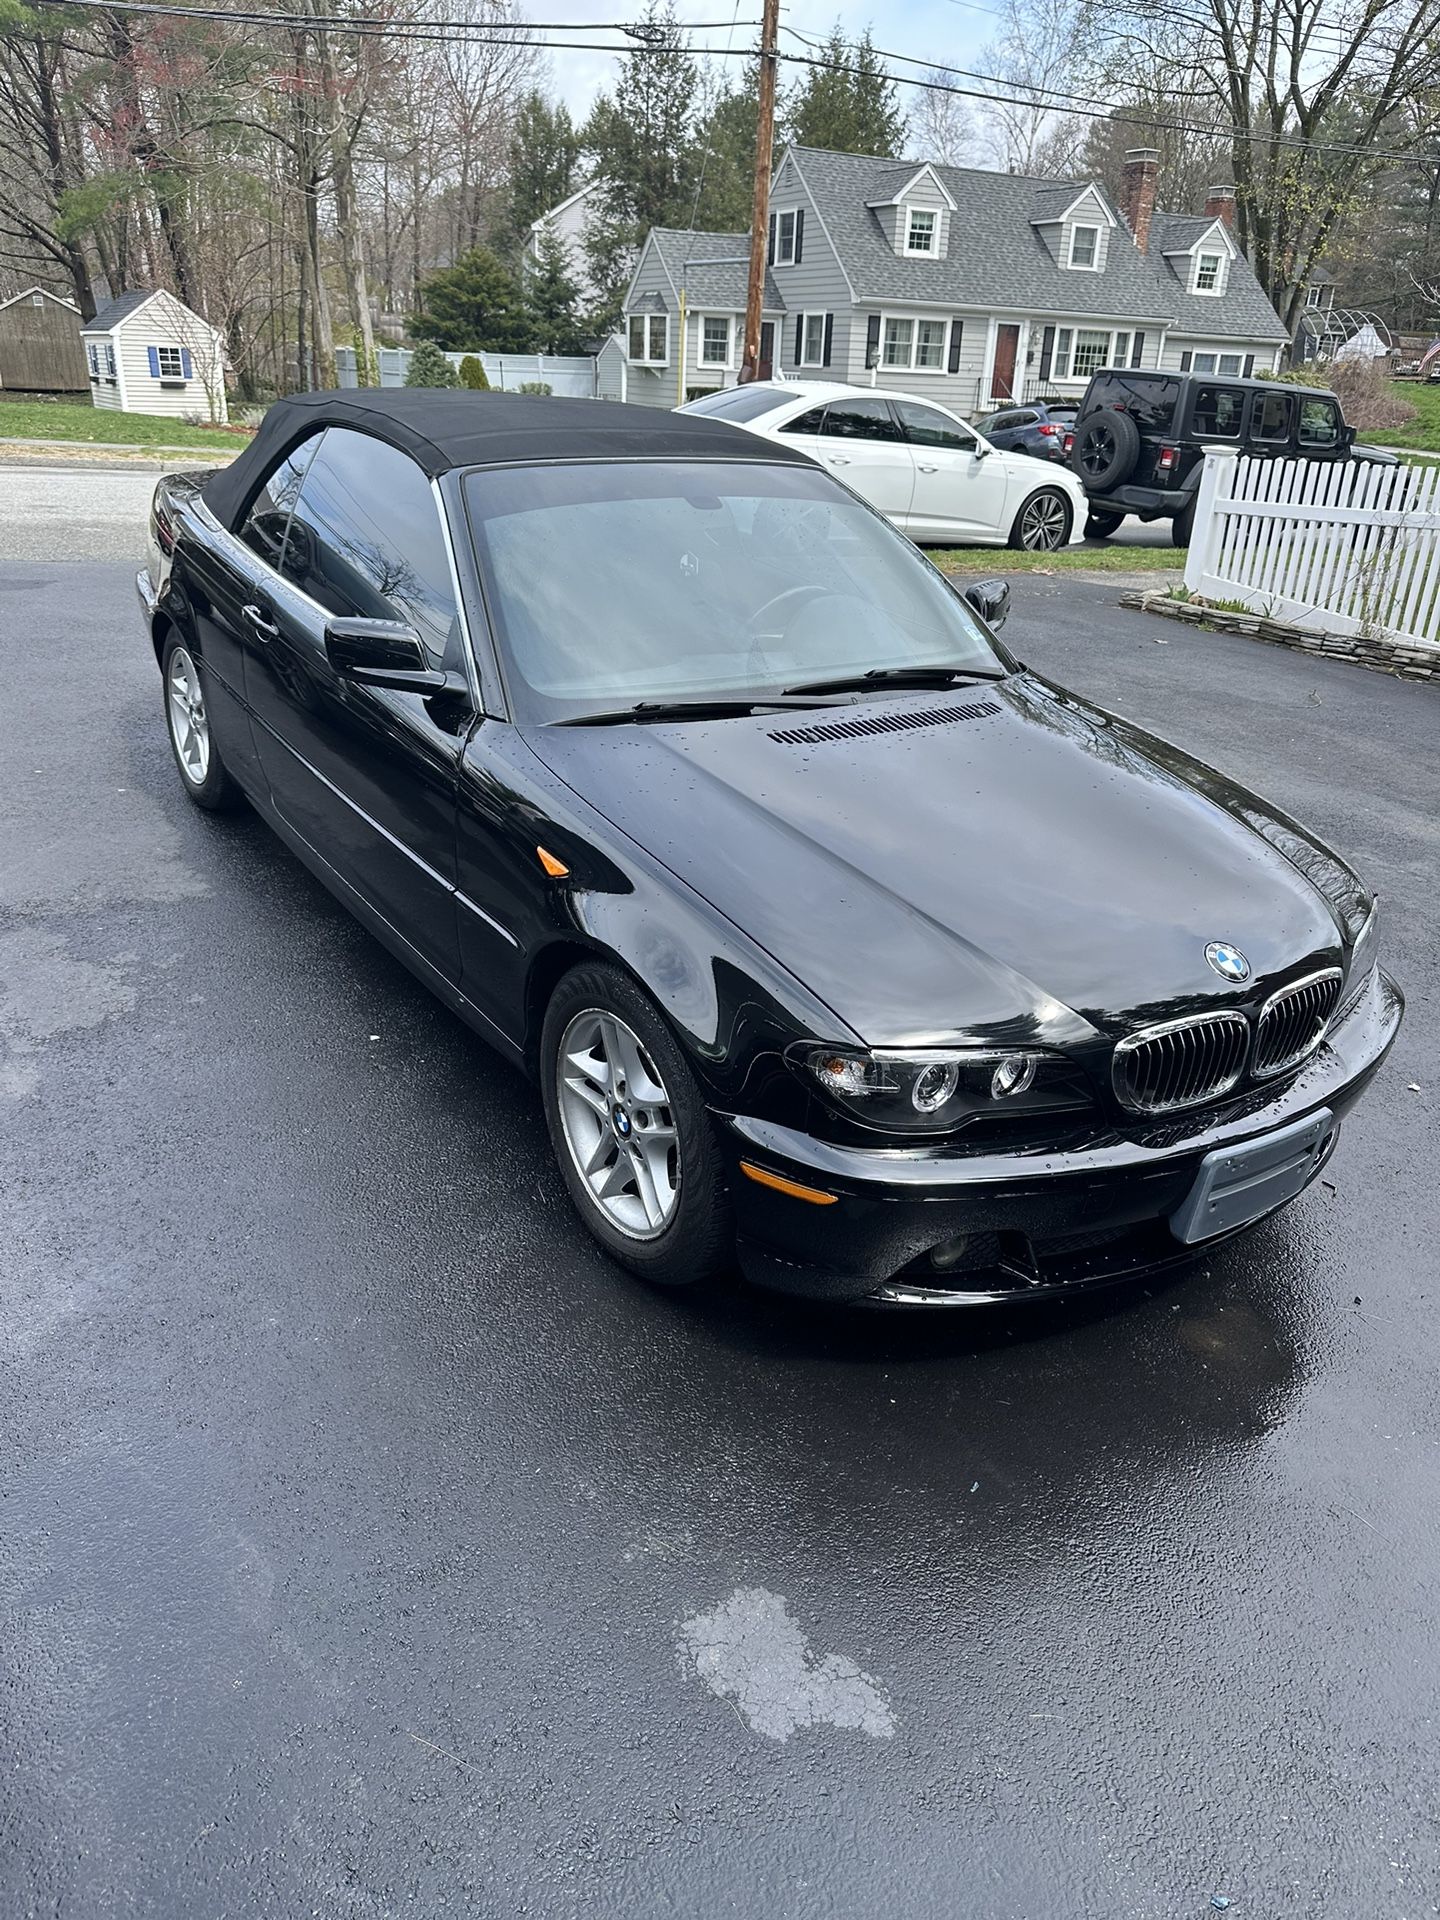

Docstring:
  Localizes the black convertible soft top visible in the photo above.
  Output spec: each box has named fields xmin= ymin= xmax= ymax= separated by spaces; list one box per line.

xmin=202 ymin=388 xmax=811 ymax=533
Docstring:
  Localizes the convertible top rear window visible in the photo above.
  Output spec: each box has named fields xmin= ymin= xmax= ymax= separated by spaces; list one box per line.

xmin=463 ymin=460 xmax=1005 ymax=723
xmin=680 ymin=387 xmax=794 ymax=422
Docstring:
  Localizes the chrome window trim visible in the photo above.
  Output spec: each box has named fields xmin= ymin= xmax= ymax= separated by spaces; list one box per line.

xmin=431 ymin=474 xmax=482 ymax=708
xmin=1251 ymin=967 xmax=1342 ymax=1080
xmin=1111 ymin=1008 xmax=1250 ymax=1113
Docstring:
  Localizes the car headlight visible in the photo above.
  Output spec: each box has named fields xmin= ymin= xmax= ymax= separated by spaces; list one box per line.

xmin=786 ymin=1044 xmax=1086 ymax=1135
xmin=1339 ymin=898 xmax=1380 ymax=1012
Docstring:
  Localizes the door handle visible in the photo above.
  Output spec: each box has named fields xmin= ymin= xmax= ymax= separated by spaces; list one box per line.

xmin=918 ymin=464 xmax=939 ymax=473
xmin=242 ymin=603 xmax=279 ymax=642
xmin=826 ymin=454 xmax=851 ymax=465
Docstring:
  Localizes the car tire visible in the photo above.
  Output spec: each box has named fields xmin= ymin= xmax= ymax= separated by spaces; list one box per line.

xmin=1009 ymin=487 xmax=1073 ymax=552
xmin=1073 ymin=410 xmax=1140 ymax=491
xmin=1171 ymin=500 xmax=1197 ymax=548
xmin=161 ymin=635 xmax=244 ymax=811
xmin=1085 ymin=507 xmax=1126 ymax=539
xmin=541 ymin=960 xmax=734 ymax=1289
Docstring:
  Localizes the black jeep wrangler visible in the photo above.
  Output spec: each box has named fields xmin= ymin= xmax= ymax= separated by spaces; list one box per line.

xmin=1067 ymin=368 xmax=1397 ymax=546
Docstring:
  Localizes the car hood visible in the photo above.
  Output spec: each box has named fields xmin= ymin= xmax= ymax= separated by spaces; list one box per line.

xmin=525 ymin=675 xmax=1354 ymax=1047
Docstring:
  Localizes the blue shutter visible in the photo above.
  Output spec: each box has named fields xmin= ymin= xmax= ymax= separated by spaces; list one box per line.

xmin=147 ymin=345 xmax=160 ymax=377
xmin=181 ymin=348 xmax=193 ymax=379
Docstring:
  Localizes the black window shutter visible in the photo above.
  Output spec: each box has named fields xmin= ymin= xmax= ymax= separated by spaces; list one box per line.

xmin=822 ymin=313 xmax=833 ymax=366
xmin=1038 ymin=324 xmax=1055 ymax=383
xmin=947 ymin=318 xmax=964 ymax=374
xmin=1242 ymin=352 xmax=1255 ymax=376
xmin=1179 ymin=350 xmax=1192 ymax=370
xmin=767 ymin=213 xmax=776 ymax=266
xmin=1131 ymin=330 xmax=1145 ymax=367
xmin=794 ymin=316 xmax=803 ymax=363
xmin=866 ymin=313 xmax=881 ymax=367
xmin=794 ymin=209 xmax=805 ymax=264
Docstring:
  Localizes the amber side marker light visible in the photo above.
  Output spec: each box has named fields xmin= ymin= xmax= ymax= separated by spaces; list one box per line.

xmin=739 ymin=1161 xmax=838 ymax=1206
xmin=536 ymin=846 xmax=570 ymax=877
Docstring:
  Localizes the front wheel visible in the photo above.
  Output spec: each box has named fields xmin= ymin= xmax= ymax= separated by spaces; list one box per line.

xmin=1010 ymin=488 xmax=1073 ymax=552
xmin=162 ymin=636 xmax=243 ymax=811
xmin=541 ymin=961 xmax=734 ymax=1288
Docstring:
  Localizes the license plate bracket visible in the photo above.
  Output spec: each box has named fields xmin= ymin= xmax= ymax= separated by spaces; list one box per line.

xmin=1170 ymin=1109 xmax=1334 ymax=1246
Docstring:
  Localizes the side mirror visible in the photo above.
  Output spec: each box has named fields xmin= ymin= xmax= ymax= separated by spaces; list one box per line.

xmin=324 ymin=617 xmax=462 ymax=695
xmin=963 ymin=577 xmax=1010 ymax=630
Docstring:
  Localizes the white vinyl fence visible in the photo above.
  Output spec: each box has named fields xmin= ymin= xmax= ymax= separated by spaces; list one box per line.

xmin=335 ymin=346 xmax=596 ymax=396
xmin=1184 ymin=447 xmax=1440 ymax=649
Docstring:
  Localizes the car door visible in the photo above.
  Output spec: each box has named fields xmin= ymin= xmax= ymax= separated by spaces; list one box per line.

xmin=243 ymin=425 xmax=471 ymax=980
xmin=894 ymin=399 xmax=1012 ymax=542
xmin=781 ymin=396 xmax=916 ymax=527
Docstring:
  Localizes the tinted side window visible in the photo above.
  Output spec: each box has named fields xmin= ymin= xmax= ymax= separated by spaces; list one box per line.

xmin=279 ymin=428 xmax=460 ymax=669
xmin=1253 ymin=391 xmax=1293 ymax=443
xmin=239 ymin=434 xmax=320 ymax=569
xmin=1297 ymin=397 xmax=1341 ymax=448
xmin=1192 ymin=385 xmax=1245 ymax=438
xmin=821 ymin=399 xmax=902 ymax=442
xmin=894 ymin=400 xmax=971 ymax=450
xmin=780 ymin=405 xmax=828 ymax=435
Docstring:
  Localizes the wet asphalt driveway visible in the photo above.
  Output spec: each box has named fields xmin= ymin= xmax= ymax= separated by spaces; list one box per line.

xmin=3 ymin=534 xmax=1438 ymax=1918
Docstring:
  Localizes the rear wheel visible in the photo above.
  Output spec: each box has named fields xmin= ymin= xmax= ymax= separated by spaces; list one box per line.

xmin=1085 ymin=506 xmax=1126 ymax=539
xmin=1009 ymin=488 xmax=1073 ymax=552
xmin=162 ymin=636 xmax=243 ymax=811
xmin=1171 ymin=499 xmax=1197 ymax=548
xmin=541 ymin=961 xmax=733 ymax=1288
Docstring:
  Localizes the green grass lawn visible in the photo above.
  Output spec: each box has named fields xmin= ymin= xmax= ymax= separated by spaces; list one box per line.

xmin=1360 ymin=382 xmax=1440 ymax=452
xmin=0 ymin=395 xmax=251 ymax=451
xmin=931 ymin=544 xmax=1186 ymax=572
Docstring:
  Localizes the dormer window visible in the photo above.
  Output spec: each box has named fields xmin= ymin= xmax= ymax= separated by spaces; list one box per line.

xmin=1195 ymin=250 xmax=1225 ymax=293
xmin=905 ymin=209 xmax=936 ymax=255
xmin=774 ymin=209 xmax=799 ymax=265
xmin=1068 ymin=224 xmax=1100 ymax=269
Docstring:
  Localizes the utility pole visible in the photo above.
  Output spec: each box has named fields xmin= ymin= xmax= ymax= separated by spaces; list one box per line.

xmin=739 ymin=0 xmax=781 ymax=383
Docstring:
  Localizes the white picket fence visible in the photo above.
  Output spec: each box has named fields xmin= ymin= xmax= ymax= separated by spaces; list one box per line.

xmin=1184 ymin=447 xmax=1440 ymax=648
xmin=334 ymin=346 xmax=596 ymax=396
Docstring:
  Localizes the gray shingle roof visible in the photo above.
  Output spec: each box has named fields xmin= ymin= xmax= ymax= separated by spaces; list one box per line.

xmin=83 ymin=289 xmax=159 ymax=332
xmin=787 ymin=147 xmax=1287 ymax=343
xmin=648 ymin=229 xmax=782 ymax=310
xmin=1153 ymin=215 xmax=1220 ymax=252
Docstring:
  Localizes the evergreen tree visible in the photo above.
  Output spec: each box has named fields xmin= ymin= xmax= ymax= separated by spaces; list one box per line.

xmin=500 ymin=92 xmax=583 ymax=264
xmin=412 ymin=247 xmax=533 ymax=352
xmin=788 ymin=25 xmax=906 ymax=158
xmin=404 ymin=340 xmax=459 ymax=387
xmin=524 ymin=225 xmax=589 ymax=354
xmin=689 ymin=61 xmax=763 ymax=232
xmin=582 ymin=0 xmax=699 ymax=313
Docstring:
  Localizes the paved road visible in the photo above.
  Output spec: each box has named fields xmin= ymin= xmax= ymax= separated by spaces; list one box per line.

xmin=3 ymin=521 xmax=1438 ymax=1916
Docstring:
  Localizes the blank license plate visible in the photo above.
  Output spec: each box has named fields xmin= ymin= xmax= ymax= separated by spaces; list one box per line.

xmin=1170 ymin=1109 xmax=1334 ymax=1246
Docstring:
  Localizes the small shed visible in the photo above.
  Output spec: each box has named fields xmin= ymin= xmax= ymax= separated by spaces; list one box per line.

xmin=0 ymin=286 xmax=88 ymax=392
xmin=79 ymin=288 xmax=229 ymax=423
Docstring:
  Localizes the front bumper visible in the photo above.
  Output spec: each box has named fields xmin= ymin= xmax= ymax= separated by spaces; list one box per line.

xmin=715 ymin=967 xmax=1403 ymax=1305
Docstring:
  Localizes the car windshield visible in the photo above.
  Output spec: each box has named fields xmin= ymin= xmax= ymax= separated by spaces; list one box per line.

xmin=678 ymin=388 xmax=794 ymax=422
xmin=463 ymin=459 xmax=1008 ymax=722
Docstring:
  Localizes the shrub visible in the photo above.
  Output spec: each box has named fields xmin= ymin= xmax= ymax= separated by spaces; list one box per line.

xmin=458 ymin=354 xmax=490 ymax=390
xmin=1280 ymin=356 xmax=1416 ymax=433
xmin=516 ymin=381 xmax=553 ymax=396
xmin=404 ymin=340 xmax=460 ymax=388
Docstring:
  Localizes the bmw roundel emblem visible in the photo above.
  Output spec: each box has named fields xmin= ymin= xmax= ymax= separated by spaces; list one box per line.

xmin=1205 ymin=941 xmax=1251 ymax=982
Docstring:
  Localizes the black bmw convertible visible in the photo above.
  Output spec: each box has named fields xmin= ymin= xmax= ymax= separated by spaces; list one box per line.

xmin=139 ymin=390 xmax=1402 ymax=1306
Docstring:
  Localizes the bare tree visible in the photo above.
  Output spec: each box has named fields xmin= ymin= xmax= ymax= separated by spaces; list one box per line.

xmin=907 ymin=69 xmax=979 ymax=168
xmin=977 ymin=0 xmax=1092 ymax=176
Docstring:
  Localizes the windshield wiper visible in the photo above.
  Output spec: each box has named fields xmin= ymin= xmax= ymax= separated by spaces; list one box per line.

xmin=782 ymin=664 xmax=1007 ymax=697
xmin=554 ymin=695 xmax=826 ymax=727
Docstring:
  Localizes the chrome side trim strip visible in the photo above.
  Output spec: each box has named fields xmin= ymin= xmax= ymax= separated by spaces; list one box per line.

xmin=455 ymin=889 xmax=520 ymax=947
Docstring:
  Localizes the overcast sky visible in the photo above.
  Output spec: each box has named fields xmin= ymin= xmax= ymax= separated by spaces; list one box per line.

xmin=535 ymin=0 xmax=1000 ymax=122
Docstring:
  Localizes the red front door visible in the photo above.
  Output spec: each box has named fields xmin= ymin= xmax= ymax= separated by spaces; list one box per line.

xmin=992 ymin=324 xmax=1020 ymax=400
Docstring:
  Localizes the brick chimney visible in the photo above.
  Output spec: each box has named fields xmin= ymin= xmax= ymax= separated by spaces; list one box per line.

xmin=1121 ymin=148 xmax=1160 ymax=254
xmin=1204 ymin=184 xmax=1236 ymax=228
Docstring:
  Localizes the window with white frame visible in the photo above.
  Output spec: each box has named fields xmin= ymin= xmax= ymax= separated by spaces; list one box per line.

xmin=1195 ymin=251 xmax=1224 ymax=293
xmin=155 ymin=344 xmax=185 ymax=378
xmin=627 ymin=313 xmax=668 ymax=364
xmin=905 ymin=208 xmax=937 ymax=255
xmin=800 ymin=312 xmax=826 ymax=366
xmin=87 ymin=341 xmax=116 ymax=378
xmin=1068 ymin=224 xmax=1100 ymax=269
xmin=1052 ymin=326 xmax=1136 ymax=380
xmin=1190 ymin=349 xmax=1244 ymax=376
xmin=699 ymin=315 xmax=730 ymax=366
xmin=774 ymin=208 xmax=799 ymax=264
xmin=882 ymin=314 xmax=948 ymax=371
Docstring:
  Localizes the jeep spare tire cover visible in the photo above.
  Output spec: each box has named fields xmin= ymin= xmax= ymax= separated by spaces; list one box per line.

xmin=1074 ymin=409 xmax=1141 ymax=491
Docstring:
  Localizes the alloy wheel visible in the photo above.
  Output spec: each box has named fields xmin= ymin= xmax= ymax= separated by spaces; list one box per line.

xmin=166 ymin=645 xmax=210 ymax=787
xmin=1019 ymin=494 xmax=1069 ymax=551
xmin=556 ymin=1008 xmax=680 ymax=1240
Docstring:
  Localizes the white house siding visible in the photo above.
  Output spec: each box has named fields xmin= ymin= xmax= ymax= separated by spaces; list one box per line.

xmin=84 ymin=290 xmax=227 ymax=422
xmin=766 ymin=156 xmax=853 ymax=383
xmin=839 ymin=307 xmax=987 ymax=412
xmin=595 ymin=334 xmax=627 ymax=401
xmin=1032 ymin=189 xmax=1114 ymax=275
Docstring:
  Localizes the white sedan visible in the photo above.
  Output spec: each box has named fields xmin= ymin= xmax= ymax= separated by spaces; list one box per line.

xmin=679 ymin=381 xmax=1087 ymax=551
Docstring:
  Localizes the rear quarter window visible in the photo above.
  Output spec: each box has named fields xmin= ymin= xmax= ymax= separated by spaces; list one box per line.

xmin=1191 ymin=385 xmax=1246 ymax=438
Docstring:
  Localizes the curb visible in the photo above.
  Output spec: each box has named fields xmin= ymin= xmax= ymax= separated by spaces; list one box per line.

xmin=1119 ymin=589 xmax=1437 ymax=683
